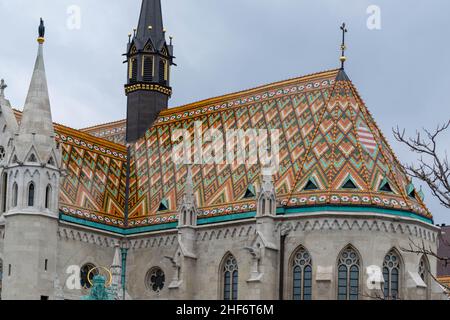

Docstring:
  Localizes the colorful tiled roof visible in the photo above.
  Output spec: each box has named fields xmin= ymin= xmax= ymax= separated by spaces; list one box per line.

xmin=56 ymin=125 xmax=128 ymax=227
xmin=80 ymin=120 xmax=126 ymax=145
xmin=14 ymin=68 xmax=433 ymax=230
xmin=126 ymin=69 xmax=431 ymax=228
xmin=14 ymin=110 xmax=128 ymax=228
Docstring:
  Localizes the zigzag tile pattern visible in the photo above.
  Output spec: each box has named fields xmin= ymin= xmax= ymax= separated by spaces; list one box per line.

xmin=127 ymin=69 xmax=431 ymax=228
xmin=55 ymin=125 xmax=128 ymax=227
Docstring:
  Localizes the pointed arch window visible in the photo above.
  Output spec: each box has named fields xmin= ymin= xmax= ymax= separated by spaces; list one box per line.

xmin=159 ymin=59 xmax=168 ymax=84
xmin=337 ymin=246 xmax=360 ymax=300
xmin=292 ymin=247 xmax=312 ymax=300
xmin=129 ymin=58 xmax=138 ymax=83
xmin=419 ymin=255 xmax=430 ymax=285
xmin=45 ymin=185 xmax=52 ymax=209
xmin=12 ymin=183 xmax=18 ymax=208
xmin=1 ymin=173 xmax=7 ymax=213
xmin=383 ymin=250 xmax=401 ymax=299
xmin=143 ymin=56 xmax=154 ymax=82
xmin=0 ymin=146 xmax=5 ymax=161
xmin=28 ymin=183 xmax=35 ymax=207
xmin=222 ymin=254 xmax=238 ymax=300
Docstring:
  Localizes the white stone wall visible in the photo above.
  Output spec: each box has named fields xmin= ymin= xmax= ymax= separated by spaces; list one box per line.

xmin=0 ymin=211 xmax=444 ymax=300
xmin=56 ymin=225 xmax=119 ymax=300
xmin=123 ymin=212 xmax=443 ymax=300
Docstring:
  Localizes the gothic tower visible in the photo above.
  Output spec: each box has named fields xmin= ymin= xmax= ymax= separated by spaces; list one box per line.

xmin=125 ymin=0 xmax=175 ymax=143
xmin=2 ymin=19 xmax=62 ymax=300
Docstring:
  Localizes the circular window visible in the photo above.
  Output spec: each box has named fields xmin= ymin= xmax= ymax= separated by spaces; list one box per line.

xmin=146 ymin=267 xmax=165 ymax=293
xmin=0 ymin=146 xmax=5 ymax=161
xmin=80 ymin=263 xmax=98 ymax=289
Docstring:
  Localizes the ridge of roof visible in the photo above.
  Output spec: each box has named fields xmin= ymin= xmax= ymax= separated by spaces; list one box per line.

xmin=80 ymin=119 xmax=126 ymax=132
xmin=78 ymin=69 xmax=340 ymax=132
xmin=13 ymin=109 xmax=127 ymax=152
xmin=159 ymin=69 xmax=340 ymax=117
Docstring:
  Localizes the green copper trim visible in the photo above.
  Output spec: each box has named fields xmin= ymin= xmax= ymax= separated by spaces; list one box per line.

xmin=60 ymin=214 xmax=126 ymax=234
xmin=198 ymin=212 xmax=256 ymax=225
xmin=122 ymin=222 xmax=178 ymax=235
xmin=277 ymin=206 xmax=433 ymax=224
xmin=61 ymin=205 xmax=433 ymax=235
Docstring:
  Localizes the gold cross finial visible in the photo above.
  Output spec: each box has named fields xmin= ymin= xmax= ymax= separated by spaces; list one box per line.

xmin=340 ymin=23 xmax=348 ymax=69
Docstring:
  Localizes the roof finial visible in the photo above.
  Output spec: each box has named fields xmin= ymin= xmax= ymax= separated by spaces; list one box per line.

xmin=0 ymin=79 xmax=7 ymax=98
xmin=339 ymin=22 xmax=348 ymax=69
xmin=38 ymin=18 xmax=45 ymax=44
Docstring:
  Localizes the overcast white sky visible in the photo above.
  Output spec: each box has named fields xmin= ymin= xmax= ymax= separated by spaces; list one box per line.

xmin=0 ymin=0 xmax=449 ymax=223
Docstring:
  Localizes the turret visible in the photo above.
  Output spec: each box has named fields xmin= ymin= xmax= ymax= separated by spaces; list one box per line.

xmin=2 ymin=19 xmax=61 ymax=300
xmin=125 ymin=0 xmax=175 ymax=143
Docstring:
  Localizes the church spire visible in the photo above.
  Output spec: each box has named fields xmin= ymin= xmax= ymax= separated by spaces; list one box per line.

xmin=339 ymin=22 xmax=348 ymax=70
xmin=14 ymin=18 xmax=60 ymax=166
xmin=125 ymin=0 xmax=175 ymax=143
xmin=336 ymin=23 xmax=350 ymax=82
xmin=136 ymin=0 xmax=164 ymax=47
xmin=19 ymin=18 xmax=54 ymax=138
xmin=178 ymin=165 xmax=198 ymax=228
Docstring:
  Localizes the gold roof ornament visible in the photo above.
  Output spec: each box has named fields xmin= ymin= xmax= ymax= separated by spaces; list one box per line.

xmin=339 ymin=22 xmax=348 ymax=69
xmin=37 ymin=18 xmax=45 ymax=44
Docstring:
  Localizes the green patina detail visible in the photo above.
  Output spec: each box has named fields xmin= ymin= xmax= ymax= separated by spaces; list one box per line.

xmin=82 ymin=275 xmax=115 ymax=301
xmin=277 ymin=206 xmax=433 ymax=224
xmin=61 ymin=205 xmax=433 ymax=236
xmin=60 ymin=214 xmax=126 ymax=234
xmin=197 ymin=212 xmax=256 ymax=225
xmin=122 ymin=222 xmax=178 ymax=235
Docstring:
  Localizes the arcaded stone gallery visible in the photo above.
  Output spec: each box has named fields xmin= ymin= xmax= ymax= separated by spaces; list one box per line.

xmin=0 ymin=0 xmax=446 ymax=300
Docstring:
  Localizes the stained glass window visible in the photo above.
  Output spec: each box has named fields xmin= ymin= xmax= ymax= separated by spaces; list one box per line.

xmin=419 ymin=255 xmax=429 ymax=283
xmin=45 ymin=185 xmax=52 ymax=209
xmin=28 ymin=183 xmax=35 ymax=207
xmin=337 ymin=246 xmax=360 ymax=300
xmin=146 ymin=267 xmax=165 ymax=293
xmin=383 ymin=250 xmax=401 ymax=299
xmin=292 ymin=247 xmax=312 ymax=300
xmin=223 ymin=255 xmax=238 ymax=300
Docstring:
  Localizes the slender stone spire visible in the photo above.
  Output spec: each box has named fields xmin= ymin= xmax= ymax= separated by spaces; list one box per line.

xmin=0 ymin=78 xmax=19 ymax=134
xmin=178 ymin=165 xmax=198 ymax=227
xmin=336 ymin=23 xmax=351 ymax=82
xmin=19 ymin=18 xmax=54 ymax=138
xmin=110 ymin=244 xmax=123 ymax=295
xmin=257 ymin=167 xmax=277 ymax=217
xmin=14 ymin=18 xmax=59 ymax=164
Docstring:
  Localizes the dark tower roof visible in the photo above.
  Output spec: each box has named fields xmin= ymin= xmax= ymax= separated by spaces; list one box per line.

xmin=124 ymin=0 xmax=175 ymax=143
xmin=134 ymin=0 xmax=165 ymax=50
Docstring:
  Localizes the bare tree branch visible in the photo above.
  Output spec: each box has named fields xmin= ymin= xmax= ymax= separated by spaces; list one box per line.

xmin=400 ymin=238 xmax=450 ymax=295
xmin=393 ymin=120 xmax=450 ymax=208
